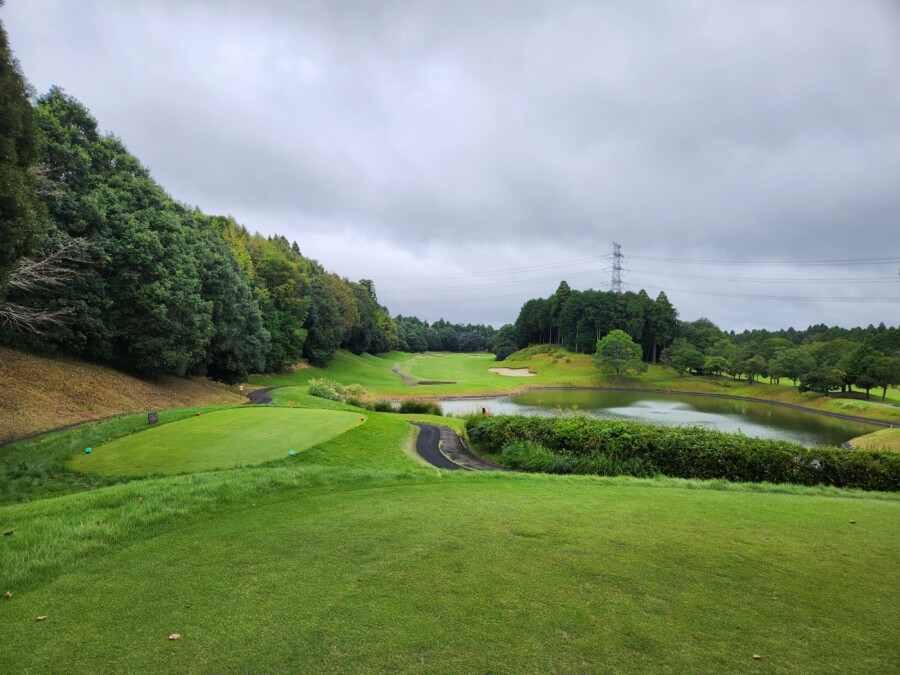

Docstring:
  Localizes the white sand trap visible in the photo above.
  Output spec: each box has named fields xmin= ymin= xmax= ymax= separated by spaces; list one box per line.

xmin=488 ymin=367 xmax=536 ymax=377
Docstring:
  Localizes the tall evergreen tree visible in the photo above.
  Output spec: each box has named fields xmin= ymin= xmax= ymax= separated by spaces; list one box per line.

xmin=646 ymin=291 xmax=678 ymax=363
xmin=188 ymin=214 xmax=269 ymax=383
xmin=549 ymin=280 xmax=572 ymax=345
xmin=303 ymin=275 xmax=344 ymax=366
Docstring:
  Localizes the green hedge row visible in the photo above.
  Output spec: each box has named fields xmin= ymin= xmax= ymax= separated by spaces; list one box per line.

xmin=465 ymin=415 xmax=899 ymax=491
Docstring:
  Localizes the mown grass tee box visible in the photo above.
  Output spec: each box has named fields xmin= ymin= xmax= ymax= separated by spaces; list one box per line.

xmin=69 ymin=407 xmax=364 ymax=476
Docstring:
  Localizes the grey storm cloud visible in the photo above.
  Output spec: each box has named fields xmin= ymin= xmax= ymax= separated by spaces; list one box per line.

xmin=4 ymin=0 xmax=899 ymax=328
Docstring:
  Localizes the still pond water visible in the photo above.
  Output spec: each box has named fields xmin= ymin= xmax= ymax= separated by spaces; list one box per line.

xmin=439 ymin=389 xmax=883 ymax=447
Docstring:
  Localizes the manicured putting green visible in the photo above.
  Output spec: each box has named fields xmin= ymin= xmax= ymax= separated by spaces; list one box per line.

xmin=70 ymin=407 xmax=365 ymax=476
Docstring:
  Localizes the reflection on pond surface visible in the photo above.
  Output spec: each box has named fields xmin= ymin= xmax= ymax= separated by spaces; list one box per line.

xmin=440 ymin=389 xmax=883 ymax=447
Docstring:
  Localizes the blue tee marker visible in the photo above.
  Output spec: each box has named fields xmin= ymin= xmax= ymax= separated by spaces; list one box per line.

xmin=85 ymin=447 xmax=92 ymax=454
xmin=289 ymin=450 xmax=296 ymax=456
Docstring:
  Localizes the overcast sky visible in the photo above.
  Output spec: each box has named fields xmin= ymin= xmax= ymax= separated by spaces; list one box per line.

xmin=4 ymin=0 xmax=899 ymax=331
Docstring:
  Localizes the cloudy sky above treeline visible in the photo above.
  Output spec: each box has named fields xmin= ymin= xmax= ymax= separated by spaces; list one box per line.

xmin=5 ymin=0 xmax=899 ymax=331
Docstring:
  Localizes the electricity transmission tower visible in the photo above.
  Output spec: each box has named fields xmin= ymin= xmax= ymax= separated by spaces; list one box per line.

xmin=611 ymin=242 xmax=624 ymax=297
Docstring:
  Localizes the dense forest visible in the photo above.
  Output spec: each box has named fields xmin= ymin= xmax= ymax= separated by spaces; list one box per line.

xmin=661 ymin=318 xmax=900 ymax=398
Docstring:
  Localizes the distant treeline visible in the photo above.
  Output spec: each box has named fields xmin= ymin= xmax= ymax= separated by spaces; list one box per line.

xmin=394 ymin=316 xmax=494 ymax=353
xmin=661 ymin=317 xmax=900 ymax=398
xmin=499 ymin=282 xmax=900 ymax=398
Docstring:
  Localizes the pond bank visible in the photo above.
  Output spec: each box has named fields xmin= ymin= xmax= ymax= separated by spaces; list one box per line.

xmin=431 ymin=385 xmax=897 ymax=428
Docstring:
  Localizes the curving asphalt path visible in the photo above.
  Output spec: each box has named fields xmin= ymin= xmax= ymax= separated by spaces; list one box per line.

xmin=412 ymin=423 xmax=463 ymax=470
xmin=246 ymin=386 xmax=280 ymax=405
xmin=392 ymin=367 xmax=416 ymax=387
xmin=411 ymin=423 xmax=507 ymax=471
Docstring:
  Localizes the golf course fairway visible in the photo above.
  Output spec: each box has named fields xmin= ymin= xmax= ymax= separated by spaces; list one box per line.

xmin=69 ymin=407 xmax=365 ymax=476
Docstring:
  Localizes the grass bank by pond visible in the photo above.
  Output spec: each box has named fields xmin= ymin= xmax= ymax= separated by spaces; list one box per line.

xmin=851 ymin=428 xmax=900 ymax=452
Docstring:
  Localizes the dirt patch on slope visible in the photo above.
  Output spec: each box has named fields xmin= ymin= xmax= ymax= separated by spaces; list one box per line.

xmin=0 ymin=346 xmax=244 ymax=444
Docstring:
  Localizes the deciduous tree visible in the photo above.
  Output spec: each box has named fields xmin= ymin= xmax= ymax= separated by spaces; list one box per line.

xmin=594 ymin=329 xmax=646 ymax=380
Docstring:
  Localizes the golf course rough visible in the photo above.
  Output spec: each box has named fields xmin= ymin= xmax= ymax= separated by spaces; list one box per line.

xmin=69 ymin=407 xmax=365 ymax=476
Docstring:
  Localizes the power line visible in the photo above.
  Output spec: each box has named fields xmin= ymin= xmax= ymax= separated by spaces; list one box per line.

xmin=626 ymin=269 xmax=897 ymax=284
xmin=375 ymin=254 xmax=612 ymax=282
xmin=386 ymin=290 xmax=544 ymax=306
xmin=380 ymin=268 xmax=611 ymax=294
xmin=628 ymin=255 xmax=900 ymax=267
xmin=370 ymin=246 xmax=899 ymax=313
xmin=622 ymin=282 xmax=900 ymax=303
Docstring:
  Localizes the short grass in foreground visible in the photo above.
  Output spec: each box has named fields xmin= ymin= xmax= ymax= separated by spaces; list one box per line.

xmin=2 ymin=474 xmax=897 ymax=673
xmin=4 ymin=391 xmax=899 ymax=672
xmin=0 ymin=404 xmax=243 ymax=504
xmin=69 ymin=407 xmax=364 ymax=476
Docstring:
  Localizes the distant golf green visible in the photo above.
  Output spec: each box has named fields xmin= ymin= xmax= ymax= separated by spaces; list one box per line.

xmin=69 ymin=407 xmax=365 ymax=476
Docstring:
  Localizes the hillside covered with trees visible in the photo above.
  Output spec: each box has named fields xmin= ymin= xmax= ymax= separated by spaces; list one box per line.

xmin=0 ymin=42 xmax=494 ymax=382
xmin=662 ymin=318 xmax=900 ymax=399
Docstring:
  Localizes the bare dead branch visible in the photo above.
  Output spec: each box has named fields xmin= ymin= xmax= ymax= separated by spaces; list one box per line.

xmin=6 ymin=239 xmax=91 ymax=293
xmin=0 ymin=302 xmax=68 ymax=334
xmin=1 ymin=240 xmax=91 ymax=334
xmin=26 ymin=163 xmax=64 ymax=198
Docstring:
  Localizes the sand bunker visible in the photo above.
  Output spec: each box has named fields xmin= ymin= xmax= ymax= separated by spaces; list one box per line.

xmin=488 ymin=368 xmax=536 ymax=377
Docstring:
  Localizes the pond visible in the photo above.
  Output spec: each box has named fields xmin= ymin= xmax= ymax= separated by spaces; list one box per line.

xmin=439 ymin=389 xmax=884 ymax=447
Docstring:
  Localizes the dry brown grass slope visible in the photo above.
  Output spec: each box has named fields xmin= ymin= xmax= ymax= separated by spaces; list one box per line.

xmin=0 ymin=346 xmax=245 ymax=443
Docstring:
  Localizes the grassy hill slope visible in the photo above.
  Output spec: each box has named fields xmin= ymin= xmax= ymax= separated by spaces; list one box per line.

xmin=0 ymin=346 xmax=244 ymax=444
xmin=1 ymin=399 xmax=897 ymax=672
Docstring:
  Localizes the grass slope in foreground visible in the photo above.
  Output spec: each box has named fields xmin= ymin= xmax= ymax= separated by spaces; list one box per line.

xmin=2 ymin=473 xmax=898 ymax=673
xmin=69 ymin=407 xmax=364 ymax=476
xmin=2 ymin=394 xmax=898 ymax=672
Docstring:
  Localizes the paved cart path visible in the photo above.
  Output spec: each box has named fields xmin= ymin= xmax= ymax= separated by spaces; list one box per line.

xmin=411 ymin=423 xmax=507 ymax=471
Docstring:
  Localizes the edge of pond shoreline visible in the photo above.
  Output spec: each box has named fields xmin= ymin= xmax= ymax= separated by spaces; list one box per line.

xmin=428 ymin=386 xmax=897 ymax=429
